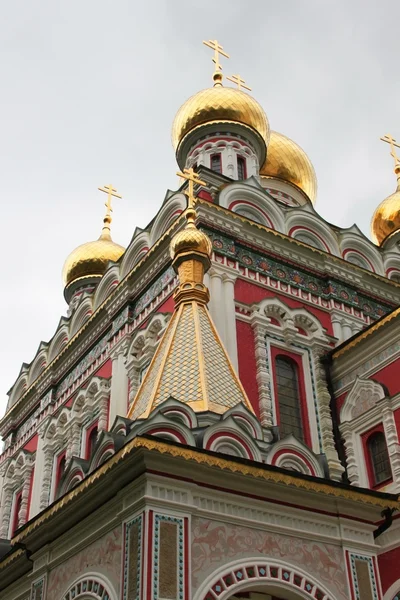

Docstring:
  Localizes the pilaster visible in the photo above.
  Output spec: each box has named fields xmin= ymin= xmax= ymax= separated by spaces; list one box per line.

xmin=311 ymin=343 xmax=344 ymax=481
xmin=0 ymin=483 xmax=13 ymax=538
xmin=250 ymin=311 xmax=273 ymax=427
xmin=109 ymin=340 xmax=130 ymax=426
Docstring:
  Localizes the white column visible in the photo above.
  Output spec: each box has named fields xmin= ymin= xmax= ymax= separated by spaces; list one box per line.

xmin=109 ymin=343 xmax=130 ymax=426
xmin=29 ymin=426 xmax=47 ymax=518
xmin=342 ymin=320 xmax=353 ymax=341
xmin=331 ymin=317 xmax=342 ymax=344
xmin=225 ymin=143 xmax=235 ymax=179
xmin=222 ymin=272 xmax=238 ymax=372
xmin=250 ymin=312 xmax=272 ymax=426
xmin=311 ymin=344 xmax=344 ymax=481
xmin=39 ymin=447 xmax=54 ymax=511
xmin=0 ymin=483 xmax=13 ymax=538
xmin=208 ymin=268 xmax=225 ymax=343
xmin=19 ymin=465 xmax=33 ymax=527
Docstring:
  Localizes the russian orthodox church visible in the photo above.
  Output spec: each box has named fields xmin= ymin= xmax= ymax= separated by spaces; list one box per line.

xmin=2 ymin=40 xmax=400 ymax=600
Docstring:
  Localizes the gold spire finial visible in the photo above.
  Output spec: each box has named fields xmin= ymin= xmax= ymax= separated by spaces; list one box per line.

xmin=226 ymin=74 xmax=251 ymax=91
xmin=171 ymin=169 xmax=212 ymax=306
xmin=203 ymin=39 xmax=229 ymax=87
xmin=97 ymin=184 xmax=122 ymax=238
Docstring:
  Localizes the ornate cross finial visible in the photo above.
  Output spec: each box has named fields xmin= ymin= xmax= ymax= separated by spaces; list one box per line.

xmin=381 ymin=134 xmax=400 ymax=167
xmin=98 ymin=184 xmax=122 ymax=237
xmin=203 ymin=39 xmax=229 ymax=86
xmin=226 ymin=74 xmax=251 ymax=91
xmin=177 ymin=168 xmax=206 ymax=209
xmin=98 ymin=184 xmax=122 ymax=219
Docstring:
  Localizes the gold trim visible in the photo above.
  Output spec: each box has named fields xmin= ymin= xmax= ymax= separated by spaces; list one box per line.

xmin=10 ymin=437 xmax=399 ymax=546
xmin=141 ymin=308 xmax=181 ymax=420
xmin=193 ymin=301 xmax=210 ymax=409
xmin=0 ymin=547 xmax=25 ymax=570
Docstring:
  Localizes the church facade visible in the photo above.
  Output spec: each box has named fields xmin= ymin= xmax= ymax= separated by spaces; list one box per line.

xmin=1 ymin=41 xmax=400 ymax=600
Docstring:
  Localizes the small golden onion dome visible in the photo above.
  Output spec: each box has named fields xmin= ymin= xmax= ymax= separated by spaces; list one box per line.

xmin=172 ymin=85 xmax=270 ymax=151
xmin=260 ymin=130 xmax=317 ymax=204
xmin=371 ymin=165 xmax=400 ymax=245
xmin=170 ymin=208 xmax=212 ymax=259
xmin=62 ymin=230 xmax=125 ymax=288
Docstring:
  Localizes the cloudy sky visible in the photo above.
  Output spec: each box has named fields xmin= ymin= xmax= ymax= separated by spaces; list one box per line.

xmin=1 ymin=1 xmax=399 ymax=417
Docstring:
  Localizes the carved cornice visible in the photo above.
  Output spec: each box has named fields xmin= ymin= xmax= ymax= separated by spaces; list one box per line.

xmin=9 ymin=437 xmax=399 ymax=547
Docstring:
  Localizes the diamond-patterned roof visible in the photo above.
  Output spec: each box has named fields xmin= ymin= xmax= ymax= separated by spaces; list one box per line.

xmin=128 ymin=301 xmax=253 ymax=420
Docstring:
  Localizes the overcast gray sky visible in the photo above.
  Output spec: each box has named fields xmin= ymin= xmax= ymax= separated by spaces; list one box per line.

xmin=1 ymin=1 xmax=399 ymax=417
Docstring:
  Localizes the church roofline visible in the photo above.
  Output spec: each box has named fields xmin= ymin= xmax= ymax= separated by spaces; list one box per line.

xmin=8 ymin=435 xmax=399 ymax=551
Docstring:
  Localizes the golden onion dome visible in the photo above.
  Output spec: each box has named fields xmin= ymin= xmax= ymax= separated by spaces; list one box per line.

xmin=371 ymin=164 xmax=400 ymax=245
xmin=260 ymin=130 xmax=317 ymax=204
xmin=62 ymin=233 xmax=125 ymax=288
xmin=172 ymin=85 xmax=270 ymax=151
xmin=170 ymin=208 xmax=212 ymax=259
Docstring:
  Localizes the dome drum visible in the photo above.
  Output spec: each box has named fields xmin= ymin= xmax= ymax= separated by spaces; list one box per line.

xmin=62 ymin=233 xmax=125 ymax=303
xmin=176 ymin=121 xmax=267 ymax=171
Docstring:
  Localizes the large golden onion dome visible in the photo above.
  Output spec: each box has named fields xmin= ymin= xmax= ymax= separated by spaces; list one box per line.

xmin=172 ymin=84 xmax=270 ymax=151
xmin=62 ymin=200 xmax=125 ymax=293
xmin=260 ymin=131 xmax=317 ymax=204
xmin=62 ymin=233 xmax=125 ymax=288
xmin=371 ymin=163 xmax=400 ymax=245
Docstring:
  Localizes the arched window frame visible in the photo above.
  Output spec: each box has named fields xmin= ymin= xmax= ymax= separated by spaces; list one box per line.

xmin=270 ymin=347 xmax=311 ymax=447
xmin=54 ymin=450 xmax=67 ymax=496
xmin=85 ymin=420 xmax=99 ymax=459
xmin=362 ymin=425 xmax=392 ymax=488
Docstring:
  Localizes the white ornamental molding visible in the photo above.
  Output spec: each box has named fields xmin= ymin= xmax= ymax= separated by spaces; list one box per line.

xmin=340 ymin=377 xmax=386 ymax=423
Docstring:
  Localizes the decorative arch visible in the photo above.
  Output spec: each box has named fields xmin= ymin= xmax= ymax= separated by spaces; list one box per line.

xmin=8 ymin=374 xmax=28 ymax=407
xmin=48 ymin=325 xmax=69 ymax=362
xmin=383 ymin=578 xmax=400 ymax=600
xmin=267 ymin=435 xmax=324 ymax=478
xmin=70 ymin=298 xmax=93 ymax=337
xmin=28 ymin=347 xmax=48 ymax=385
xmin=93 ymin=265 xmax=120 ymax=309
xmin=339 ymin=230 xmax=384 ymax=275
xmin=228 ymin=200 xmax=274 ymax=227
xmin=120 ymin=230 xmax=151 ymax=278
xmin=131 ymin=411 xmax=196 ymax=447
xmin=150 ymin=193 xmax=187 ymax=245
xmin=286 ymin=207 xmax=340 ymax=256
xmin=61 ymin=573 xmax=117 ymax=600
xmin=193 ymin=558 xmax=338 ymax=600
xmin=202 ymin=416 xmax=262 ymax=461
xmin=218 ymin=183 xmax=286 ymax=233
xmin=383 ymin=253 xmax=400 ymax=282
xmin=340 ymin=377 xmax=386 ymax=423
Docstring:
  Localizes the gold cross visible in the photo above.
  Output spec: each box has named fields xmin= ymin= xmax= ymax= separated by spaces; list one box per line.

xmin=177 ymin=168 xmax=206 ymax=209
xmin=227 ymin=74 xmax=251 ymax=91
xmin=203 ymin=39 xmax=229 ymax=73
xmin=381 ymin=134 xmax=400 ymax=167
xmin=98 ymin=184 xmax=122 ymax=219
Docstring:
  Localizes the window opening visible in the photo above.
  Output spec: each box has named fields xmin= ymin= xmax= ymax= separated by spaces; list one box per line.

xmin=275 ymin=356 xmax=304 ymax=442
